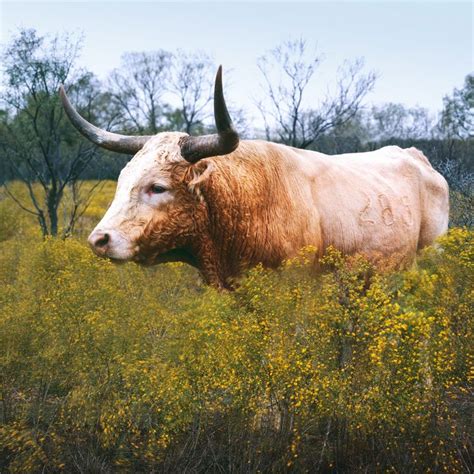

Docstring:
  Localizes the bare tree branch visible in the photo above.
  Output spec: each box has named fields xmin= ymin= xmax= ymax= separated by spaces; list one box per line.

xmin=107 ymin=51 xmax=172 ymax=134
xmin=257 ymin=39 xmax=376 ymax=149
xmin=169 ymin=50 xmax=214 ymax=134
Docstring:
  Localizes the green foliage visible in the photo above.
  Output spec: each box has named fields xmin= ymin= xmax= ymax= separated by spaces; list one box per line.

xmin=0 ymin=185 xmax=40 ymax=242
xmin=0 ymin=28 xmax=108 ymax=237
xmin=440 ymin=74 xmax=473 ymax=140
xmin=0 ymin=224 xmax=472 ymax=472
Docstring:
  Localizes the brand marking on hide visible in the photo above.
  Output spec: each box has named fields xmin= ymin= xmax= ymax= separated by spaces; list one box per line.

xmin=359 ymin=195 xmax=375 ymax=225
xmin=378 ymin=194 xmax=394 ymax=226
xmin=401 ymin=195 xmax=413 ymax=227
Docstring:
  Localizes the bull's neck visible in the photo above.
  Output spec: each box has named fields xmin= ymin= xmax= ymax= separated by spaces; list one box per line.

xmin=197 ymin=142 xmax=297 ymax=284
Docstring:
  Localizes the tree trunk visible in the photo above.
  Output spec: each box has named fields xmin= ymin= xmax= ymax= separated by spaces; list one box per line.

xmin=47 ymin=187 xmax=60 ymax=237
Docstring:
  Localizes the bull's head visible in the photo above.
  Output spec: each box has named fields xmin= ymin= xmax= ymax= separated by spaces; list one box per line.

xmin=60 ymin=66 xmax=239 ymax=267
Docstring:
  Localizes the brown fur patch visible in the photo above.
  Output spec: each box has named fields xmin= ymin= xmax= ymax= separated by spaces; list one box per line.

xmin=134 ymin=142 xmax=322 ymax=287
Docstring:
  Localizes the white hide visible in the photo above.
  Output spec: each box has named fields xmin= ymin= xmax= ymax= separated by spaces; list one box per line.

xmin=89 ymin=133 xmax=187 ymax=259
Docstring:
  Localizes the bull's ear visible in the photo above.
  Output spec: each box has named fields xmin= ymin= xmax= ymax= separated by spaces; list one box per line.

xmin=187 ymin=161 xmax=215 ymax=191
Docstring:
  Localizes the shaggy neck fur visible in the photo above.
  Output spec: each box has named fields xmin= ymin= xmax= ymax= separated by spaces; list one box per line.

xmin=192 ymin=141 xmax=322 ymax=287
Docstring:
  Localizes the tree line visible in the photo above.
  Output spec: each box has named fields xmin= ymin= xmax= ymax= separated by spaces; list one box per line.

xmin=0 ymin=28 xmax=472 ymax=237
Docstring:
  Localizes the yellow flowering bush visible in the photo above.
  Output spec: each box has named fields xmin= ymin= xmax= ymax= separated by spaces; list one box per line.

xmin=0 ymin=186 xmax=472 ymax=472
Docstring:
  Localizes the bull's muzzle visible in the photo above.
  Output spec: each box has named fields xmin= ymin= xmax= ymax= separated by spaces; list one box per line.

xmin=88 ymin=229 xmax=111 ymax=257
xmin=88 ymin=228 xmax=136 ymax=261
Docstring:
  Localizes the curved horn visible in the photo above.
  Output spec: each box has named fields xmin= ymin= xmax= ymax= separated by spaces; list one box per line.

xmin=180 ymin=66 xmax=239 ymax=163
xmin=59 ymin=86 xmax=152 ymax=154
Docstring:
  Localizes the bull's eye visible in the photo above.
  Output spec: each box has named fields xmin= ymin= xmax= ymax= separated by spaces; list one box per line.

xmin=149 ymin=184 xmax=167 ymax=194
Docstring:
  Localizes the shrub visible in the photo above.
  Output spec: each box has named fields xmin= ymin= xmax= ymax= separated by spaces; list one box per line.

xmin=0 ymin=229 xmax=472 ymax=472
xmin=0 ymin=184 xmax=40 ymax=242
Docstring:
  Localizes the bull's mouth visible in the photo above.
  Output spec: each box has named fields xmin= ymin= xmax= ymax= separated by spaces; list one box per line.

xmin=132 ymin=247 xmax=198 ymax=268
xmin=154 ymin=248 xmax=198 ymax=267
xmin=108 ymin=257 xmax=130 ymax=265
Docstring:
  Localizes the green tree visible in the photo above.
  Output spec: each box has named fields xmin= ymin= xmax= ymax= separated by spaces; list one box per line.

xmin=366 ymin=103 xmax=435 ymax=141
xmin=439 ymin=73 xmax=473 ymax=139
xmin=0 ymin=28 xmax=104 ymax=237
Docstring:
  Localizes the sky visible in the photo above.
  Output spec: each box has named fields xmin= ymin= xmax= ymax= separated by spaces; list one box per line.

xmin=0 ymin=0 xmax=472 ymax=124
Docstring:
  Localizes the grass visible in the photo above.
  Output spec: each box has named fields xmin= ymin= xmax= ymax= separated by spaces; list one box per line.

xmin=0 ymin=181 xmax=472 ymax=472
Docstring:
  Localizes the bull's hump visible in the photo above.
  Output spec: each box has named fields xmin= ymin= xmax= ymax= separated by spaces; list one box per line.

xmin=136 ymin=132 xmax=188 ymax=164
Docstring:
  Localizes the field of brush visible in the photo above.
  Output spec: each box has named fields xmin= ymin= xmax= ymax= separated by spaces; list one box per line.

xmin=0 ymin=182 xmax=472 ymax=472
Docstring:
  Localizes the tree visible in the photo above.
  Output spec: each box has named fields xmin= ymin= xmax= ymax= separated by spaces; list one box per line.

xmin=107 ymin=51 xmax=172 ymax=134
xmin=311 ymin=112 xmax=368 ymax=154
xmin=434 ymin=74 xmax=473 ymax=227
xmin=437 ymin=157 xmax=473 ymax=227
xmin=439 ymin=74 xmax=473 ymax=139
xmin=257 ymin=39 xmax=376 ymax=148
xmin=168 ymin=50 xmax=214 ymax=134
xmin=365 ymin=103 xmax=435 ymax=141
xmin=0 ymin=28 xmax=103 ymax=237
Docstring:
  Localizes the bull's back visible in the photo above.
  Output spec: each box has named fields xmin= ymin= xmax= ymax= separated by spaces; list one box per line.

xmin=295 ymin=145 xmax=449 ymax=266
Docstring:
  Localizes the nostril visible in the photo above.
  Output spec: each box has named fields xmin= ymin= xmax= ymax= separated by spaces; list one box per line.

xmin=94 ymin=233 xmax=110 ymax=248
